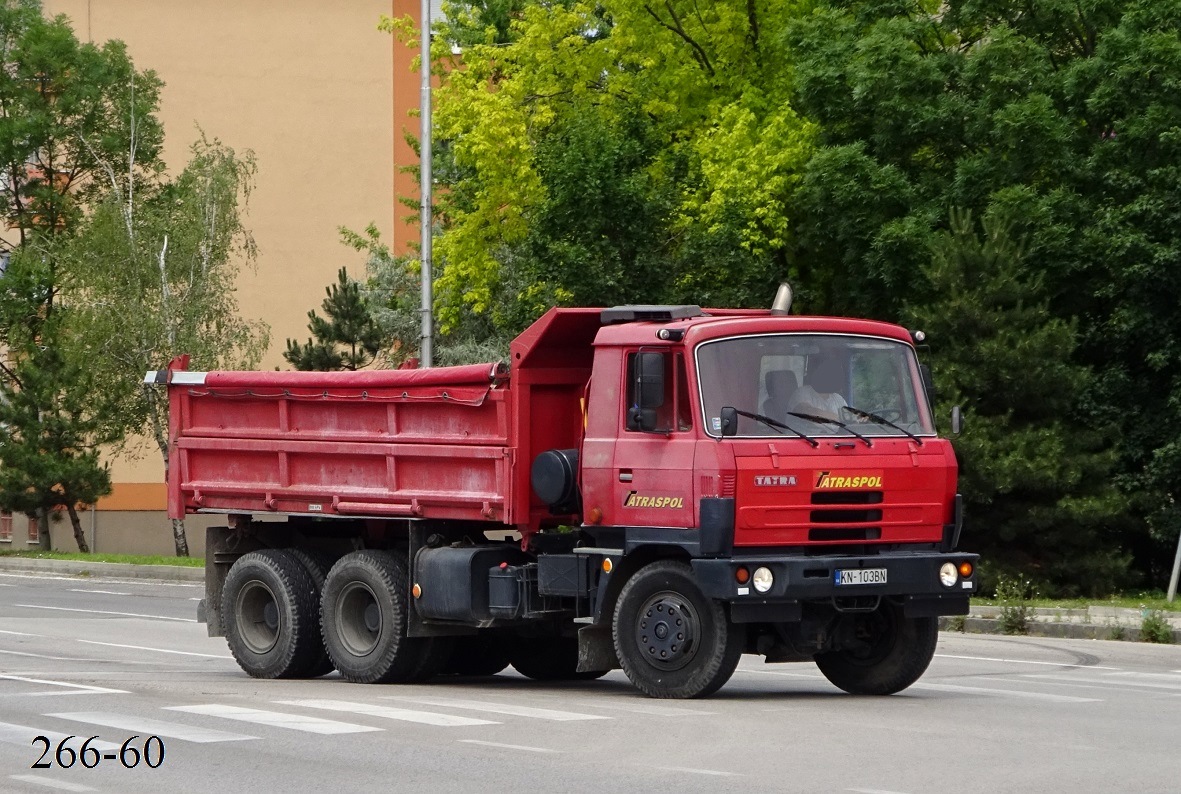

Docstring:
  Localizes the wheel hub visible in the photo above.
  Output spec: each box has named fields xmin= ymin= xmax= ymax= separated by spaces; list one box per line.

xmin=236 ymin=579 xmax=280 ymax=655
xmin=635 ymin=592 xmax=698 ymax=671
xmin=336 ymin=581 xmax=382 ymax=658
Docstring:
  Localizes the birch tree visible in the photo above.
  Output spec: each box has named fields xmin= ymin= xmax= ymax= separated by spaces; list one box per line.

xmin=69 ymin=134 xmax=268 ymax=556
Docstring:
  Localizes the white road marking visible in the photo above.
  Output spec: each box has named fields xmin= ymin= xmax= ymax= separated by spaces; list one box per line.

xmin=0 ymin=649 xmax=150 ymax=665
xmin=48 ymin=712 xmax=257 ymax=744
xmin=8 ymin=775 xmax=96 ymax=792
xmin=13 ymin=604 xmax=195 ymax=622
xmin=0 ymin=721 xmax=121 ymax=751
xmin=458 ymin=739 xmax=556 ymax=753
xmin=68 ymin=589 xmax=132 ymax=596
xmin=654 ymin=766 xmax=739 ymax=777
xmin=0 ymin=629 xmax=39 ymax=636
xmin=276 ymin=699 xmax=498 ymax=727
xmin=0 ymin=676 xmax=128 ymax=695
xmin=76 ymin=640 xmax=232 ymax=659
xmin=566 ymin=700 xmax=716 ymax=717
xmin=911 ymin=682 xmax=1100 ymax=703
xmin=164 ymin=704 xmax=382 ymax=735
xmin=0 ymin=582 xmax=15 ymax=587
xmin=388 ymin=696 xmax=610 ymax=721
xmin=1023 ymin=673 xmax=1181 ymax=691
xmin=848 ymin=788 xmax=913 ymax=794
xmin=935 ymin=653 xmax=1121 ymax=670
xmin=735 ymin=668 xmax=823 ymax=679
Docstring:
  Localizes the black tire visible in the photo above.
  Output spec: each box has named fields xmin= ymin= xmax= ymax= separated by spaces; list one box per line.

xmin=286 ymin=548 xmax=336 ymax=678
xmin=814 ymin=602 xmax=938 ymax=695
xmin=222 ymin=549 xmax=321 ymax=679
xmin=320 ymin=549 xmax=436 ymax=684
xmin=612 ymin=560 xmax=744 ymax=699
xmin=444 ymin=635 xmax=512 ymax=677
xmin=509 ymin=636 xmax=608 ymax=681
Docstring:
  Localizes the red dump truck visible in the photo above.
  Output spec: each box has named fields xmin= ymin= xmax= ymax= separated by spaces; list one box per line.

xmin=150 ymin=292 xmax=976 ymax=698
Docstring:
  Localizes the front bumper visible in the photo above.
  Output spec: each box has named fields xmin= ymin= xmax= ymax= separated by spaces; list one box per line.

xmin=692 ymin=551 xmax=978 ymax=621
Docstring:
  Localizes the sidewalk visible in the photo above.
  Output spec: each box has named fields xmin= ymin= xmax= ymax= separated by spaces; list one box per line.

xmin=0 ymin=555 xmax=203 ymax=583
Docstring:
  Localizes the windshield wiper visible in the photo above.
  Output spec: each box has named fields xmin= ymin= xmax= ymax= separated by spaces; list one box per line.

xmin=730 ymin=409 xmax=819 ymax=448
xmin=786 ymin=411 xmax=873 ymax=447
xmin=843 ymin=405 xmax=924 ymax=445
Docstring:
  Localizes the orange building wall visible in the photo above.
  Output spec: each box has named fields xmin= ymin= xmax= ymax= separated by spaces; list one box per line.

xmin=30 ymin=1 xmax=427 ymax=551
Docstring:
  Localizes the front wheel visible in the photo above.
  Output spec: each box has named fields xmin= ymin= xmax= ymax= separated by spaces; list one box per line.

xmin=814 ymin=602 xmax=938 ymax=695
xmin=612 ymin=560 xmax=744 ymax=699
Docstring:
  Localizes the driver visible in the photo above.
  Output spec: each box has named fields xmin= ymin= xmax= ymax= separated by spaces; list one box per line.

xmin=788 ymin=358 xmax=847 ymax=420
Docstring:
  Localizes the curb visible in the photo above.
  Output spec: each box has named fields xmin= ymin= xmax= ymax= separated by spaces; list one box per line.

xmin=0 ymin=557 xmax=203 ymax=583
xmin=939 ymin=615 xmax=1181 ymax=644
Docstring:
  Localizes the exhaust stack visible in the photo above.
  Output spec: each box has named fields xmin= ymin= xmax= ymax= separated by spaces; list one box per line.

xmin=770 ymin=283 xmax=793 ymax=316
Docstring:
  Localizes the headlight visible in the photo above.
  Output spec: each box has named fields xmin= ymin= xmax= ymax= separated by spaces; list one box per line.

xmin=939 ymin=562 xmax=959 ymax=587
xmin=752 ymin=567 xmax=774 ymax=593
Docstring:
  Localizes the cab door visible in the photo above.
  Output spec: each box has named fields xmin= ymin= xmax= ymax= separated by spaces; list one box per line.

xmin=611 ymin=350 xmax=696 ymax=529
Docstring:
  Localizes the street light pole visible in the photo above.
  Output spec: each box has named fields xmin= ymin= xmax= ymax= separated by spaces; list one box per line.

xmin=418 ymin=0 xmax=434 ymax=368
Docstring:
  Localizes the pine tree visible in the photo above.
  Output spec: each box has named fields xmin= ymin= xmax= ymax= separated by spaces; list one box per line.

xmin=284 ymin=267 xmax=384 ymax=371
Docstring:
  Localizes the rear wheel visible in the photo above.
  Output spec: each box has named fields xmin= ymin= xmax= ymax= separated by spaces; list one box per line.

xmin=222 ymin=550 xmax=321 ymax=679
xmin=814 ymin=602 xmax=938 ymax=695
xmin=286 ymin=548 xmax=336 ymax=678
xmin=612 ymin=560 xmax=743 ymax=699
xmin=321 ymin=550 xmax=438 ymax=684
xmin=510 ymin=636 xmax=608 ymax=681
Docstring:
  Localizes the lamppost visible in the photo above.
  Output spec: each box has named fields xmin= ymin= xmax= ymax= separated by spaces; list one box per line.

xmin=419 ymin=0 xmax=433 ymax=367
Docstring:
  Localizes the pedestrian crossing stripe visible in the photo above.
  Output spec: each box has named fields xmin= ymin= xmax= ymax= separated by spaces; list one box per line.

xmin=274 ymin=700 xmax=498 ymax=727
xmin=46 ymin=712 xmax=257 ymax=743
xmin=163 ymin=704 xmax=381 ymax=735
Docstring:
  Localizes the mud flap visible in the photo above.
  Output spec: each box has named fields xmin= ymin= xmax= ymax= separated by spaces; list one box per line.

xmin=576 ymin=624 xmax=619 ymax=673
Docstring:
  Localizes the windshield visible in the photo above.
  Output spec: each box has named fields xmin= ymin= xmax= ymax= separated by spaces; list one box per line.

xmin=696 ymin=334 xmax=935 ymax=439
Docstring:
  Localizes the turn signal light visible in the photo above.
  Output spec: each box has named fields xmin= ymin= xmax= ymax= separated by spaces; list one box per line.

xmin=959 ymin=561 xmax=974 ymax=578
xmin=412 ymin=583 xmax=422 ymax=599
xmin=735 ymin=566 xmax=750 ymax=584
xmin=602 ymin=558 xmax=613 ymax=574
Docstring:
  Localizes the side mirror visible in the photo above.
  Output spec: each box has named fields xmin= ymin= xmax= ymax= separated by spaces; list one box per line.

xmin=951 ymin=405 xmax=963 ymax=435
xmin=719 ymin=407 xmax=738 ymax=437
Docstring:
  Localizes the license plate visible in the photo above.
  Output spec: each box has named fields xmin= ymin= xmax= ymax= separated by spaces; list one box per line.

xmin=835 ymin=568 xmax=887 ymax=586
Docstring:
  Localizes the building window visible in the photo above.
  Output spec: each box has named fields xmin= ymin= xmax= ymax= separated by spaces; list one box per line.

xmin=0 ymin=512 xmax=11 ymax=542
xmin=27 ymin=515 xmax=38 ymax=543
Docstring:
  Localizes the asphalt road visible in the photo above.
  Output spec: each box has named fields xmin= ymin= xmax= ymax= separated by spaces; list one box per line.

xmin=1 ymin=571 xmax=1179 ymax=794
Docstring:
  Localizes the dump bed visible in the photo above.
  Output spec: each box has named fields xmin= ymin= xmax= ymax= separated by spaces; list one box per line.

xmin=158 ymin=308 xmax=602 ymax=532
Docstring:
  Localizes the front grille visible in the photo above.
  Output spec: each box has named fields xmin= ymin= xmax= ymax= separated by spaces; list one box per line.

xmin=808 ymin=527 xmax=882 ymax=542
xmin=812 ymin=491 xmax=883 ymax=505
xmin=810 ymin=508 xmax=883 ymax=524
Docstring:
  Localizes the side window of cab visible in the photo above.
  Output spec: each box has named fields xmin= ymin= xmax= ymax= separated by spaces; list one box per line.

xmin=625 ymin=351 xmax=692 ymax=432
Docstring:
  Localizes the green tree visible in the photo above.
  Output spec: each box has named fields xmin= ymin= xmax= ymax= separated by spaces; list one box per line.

xmin=0 ymin=0 xmax=162 ymax=551
xmin=285 ymin=266 xmax=384 ymax=371
xmin=390 ymin=0 xmax=814 ymax=336
xmin=67 ymin=135 xmax=268 ymax=557
xmin=0 ymin=252 xmax=114 ymax=552
xmin=784 ymin=0 xmax=1181 ymax=586
xmin=907 ymin=211 xmax=1130 ymax=595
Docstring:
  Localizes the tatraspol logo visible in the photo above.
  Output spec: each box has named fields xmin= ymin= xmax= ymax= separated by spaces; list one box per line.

xmin=814 ymin=471 xmax=883 ymax=489
xmin=624 ymin=491 xmax=685 ymax=509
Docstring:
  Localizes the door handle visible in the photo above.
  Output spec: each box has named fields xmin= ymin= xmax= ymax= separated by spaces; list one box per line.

xmin=618 ymin=470 xmax=633 ymax=482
